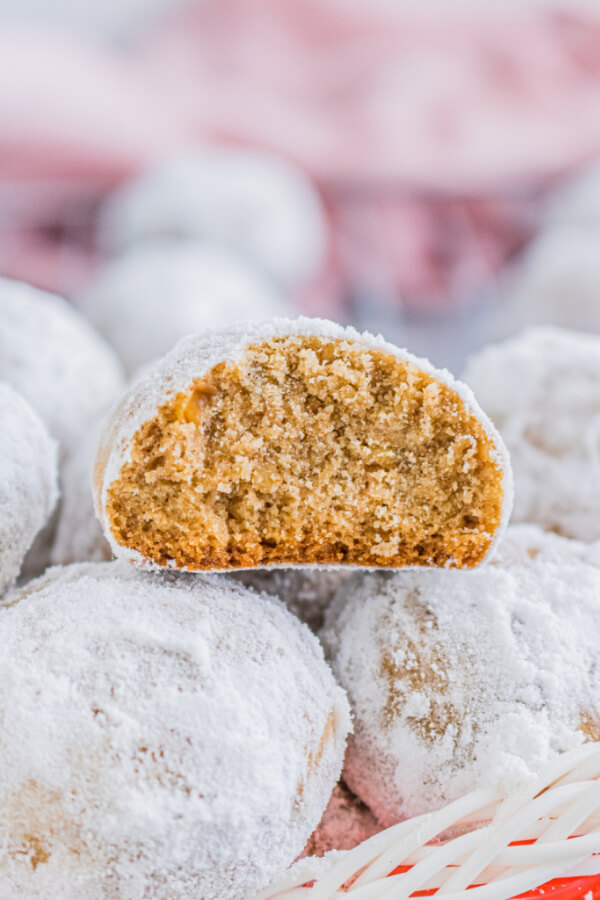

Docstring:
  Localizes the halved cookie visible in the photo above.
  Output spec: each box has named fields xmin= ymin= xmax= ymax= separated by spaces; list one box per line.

xmin=95 ymin=318 xmax=512 ymax=571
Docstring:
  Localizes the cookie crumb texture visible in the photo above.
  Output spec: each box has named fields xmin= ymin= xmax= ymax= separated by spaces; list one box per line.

xmin=106 ymin=337 xmax=505 ymax=570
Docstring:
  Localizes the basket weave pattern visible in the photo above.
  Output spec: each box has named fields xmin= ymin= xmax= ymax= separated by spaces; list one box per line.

xmin=260 ymin=744 xmax=600 ymax=900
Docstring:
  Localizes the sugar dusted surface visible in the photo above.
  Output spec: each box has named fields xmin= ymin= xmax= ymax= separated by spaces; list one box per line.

xmin=0 ymin=384 xmax=58 ymax=596
xmin=51 ymin=418 xmax=111 ymax=566
xmin=95 ymin=317 xmax=512 ymax=571
xmin=463 ymin=327 xmax=600 ymax=541
xmin=321 ymin=524 xmax=600 ymax=825
xmin=0 ymin=278 xmax=124 ymax=452
xmin=78 ymin=241 xmax=290 ymax=375
xmin=0 ymin=562 xmax=350 ymax=899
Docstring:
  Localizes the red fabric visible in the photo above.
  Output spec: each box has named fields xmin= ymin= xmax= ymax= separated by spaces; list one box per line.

xmin=3 ymin=4 xmax=600 ymax=306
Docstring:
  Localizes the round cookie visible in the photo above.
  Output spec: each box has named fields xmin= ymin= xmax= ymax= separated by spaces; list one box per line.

xmin=321 ymin=524 xmax=600 ymax=824
xmin=98 ymin=149 xmax=328 ymax=289
xmin=0 ymin=562 xmax=350 ymax=899
xmin=463 ymin=327 xmax=600 ymax=540
xmin=94 ymin=317 xmax=512 ymax=572
xmin=0 ymin=384 xmax=58 ymax=595
xmin=78 ymin=241 xmax=290 ymax=375
xmin=234 ymin=568 xmax=352 ymax=632
xmin=0 ymin=278 xmax=124 ymax=451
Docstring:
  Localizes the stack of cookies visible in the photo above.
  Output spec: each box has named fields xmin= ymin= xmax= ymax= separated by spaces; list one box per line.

xmin=3 ymin=280 xmax=599 ymax=900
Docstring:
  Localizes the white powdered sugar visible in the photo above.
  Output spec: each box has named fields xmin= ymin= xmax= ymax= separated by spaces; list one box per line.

xmin=51 ymin=417 xmax=111 ymax=566
xmin=95 ymin=316 xmax=512 ymax=570
xmin=77 ymin=241 xmax=291 ymax=375
xmin=0 ymin=384 xmax=58 ymax=595
xmin=98 ymin=149 xmax=328 ymax=289
xmin=0 ymin=562 xmax=350 ymax=900
xmin=233 ymin=569 xmax=352 ymax=632
xmin=321 ymin=524 xmax=600 ymax=826
xmin=0 ymin=278 xmax=124 ymax=453
xmin=463 ymin=327 xmax=600 ymax=541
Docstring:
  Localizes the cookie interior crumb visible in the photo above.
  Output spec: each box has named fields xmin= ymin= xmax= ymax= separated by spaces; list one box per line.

xmin=106 ymin=336 xmax=504 ymax=569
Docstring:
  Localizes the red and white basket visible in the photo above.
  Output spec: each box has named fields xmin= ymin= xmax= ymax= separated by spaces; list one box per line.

xmin=259 ymin=744 xmax=600 ymax=900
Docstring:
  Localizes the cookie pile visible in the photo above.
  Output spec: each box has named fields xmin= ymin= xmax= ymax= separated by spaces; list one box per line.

xmin=5 ymin=290 xmax=597 ymax=898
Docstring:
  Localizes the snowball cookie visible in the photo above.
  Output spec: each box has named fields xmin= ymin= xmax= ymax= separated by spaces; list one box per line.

xmin=463 ymin=327 xmax=600 ymax=541
xmin=51 ymin=418 xmax=110 ymax=566
xmin=0 ymin=278 xmax=124 ymax=451
xmin=321 ymin=525 xmax=600 ymax=825
xmin=0 ymin=562 xmax=350 ymax=900
xmin=97 ymin=148 xmax=328 ymax=289
xmin=95 ymin=317 xmax=512 ymax=572
xmin=0 ymin=384 xmax=58 ymax=594
xmin=500 ymin=228 xmax=600 ymax=335
xmin=78 ymin=241 xmax=291 ymax=375
xmin=234 ymin=569 xmax=352 ymax=632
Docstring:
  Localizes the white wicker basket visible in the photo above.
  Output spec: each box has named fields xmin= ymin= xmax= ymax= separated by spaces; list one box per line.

xmin=260 ymin=744 xmax=600 ymax=900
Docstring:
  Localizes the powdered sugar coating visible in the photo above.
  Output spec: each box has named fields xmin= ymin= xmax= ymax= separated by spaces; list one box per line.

xmin=78 ymin=241 xmax=291 ymax=375
xmin=0 ymin=384 xmax=58 ymax=595
xmin=321 ymin=524 xmax=600 ymax=825
xmin=233 ymin=568 xmax=352 ymax=632
xmin=51 ymin=418 xmax=110 ymax=566
xmin=500 ymin=228 xmax=600 ymax=335
xmin=0 ymin=278 xmax=124 ymax=452
xmin=98 ymin=149 xmax=328 ymax=289
xmin=463 ymin=327 xmax=600 ymax=540
xmin=0 ymin=562 xmax=350 ymax=899
xmin=95 ymin=316 xmax=513 ymax=571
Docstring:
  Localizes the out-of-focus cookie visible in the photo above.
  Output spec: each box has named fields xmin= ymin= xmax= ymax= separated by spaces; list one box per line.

xmin=98 ymin=149 xmax=328 ymax=289
xmin=78 ymin=241 xmax=290 ymax=375
xmin=0 ymin=278 xmax=124 ymax=453
xmin=463 ymin=327 xmax=600 ymax=540
xmin=0 ymin=384 xmax=58 ymax=594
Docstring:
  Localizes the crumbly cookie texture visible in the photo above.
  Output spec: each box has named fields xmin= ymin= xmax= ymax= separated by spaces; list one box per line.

xmin=321 ymin=524 xmax=600 ymax=825
xmin=95 ymin=318 xmax=512 ymax=573
xmin=0 ymin=277 xmax=124 ymax=453
xmin=0 ymin=562 xmax=350 ymax=900
xmin=0 ymin=384 xmax=58 ymax=595
xmin=463 ymin=327 xmax=600 ymax=541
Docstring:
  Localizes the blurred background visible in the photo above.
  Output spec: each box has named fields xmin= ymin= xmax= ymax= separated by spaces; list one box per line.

xmin=3 ymin=0 xmax=600 ymax=371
